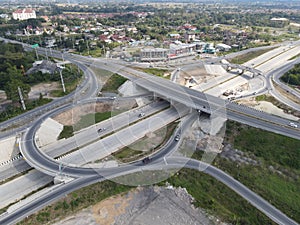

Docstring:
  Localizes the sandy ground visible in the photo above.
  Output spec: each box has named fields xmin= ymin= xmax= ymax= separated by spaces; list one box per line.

xmin=28 ymin=82 xmax=60 ymax=99
xmin=238 ymin=98 xmax=299 ymax=121
xmin=0 ymin=90 xmax=6 ymax=100
xmin=53 ymin=102 xmax=113 ymax=126
xmin=51 ymin=186 xmax=220 ymax=225
xmin=53 ymin=99 xmax=137 ymax=126
xmin=254 ymin=101 xmax=299 ymax=121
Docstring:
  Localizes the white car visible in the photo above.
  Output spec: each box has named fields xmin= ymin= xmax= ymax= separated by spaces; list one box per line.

xmin=289 ymin=122 xmax=298 ymax=128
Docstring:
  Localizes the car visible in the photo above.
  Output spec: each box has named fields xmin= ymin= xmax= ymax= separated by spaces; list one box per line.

xmin=138 ymin=113 xmax=145 ymax=118
xmin=97 ymin=128 xmax=106 ymax=133
xmin=142 ymin=157 xmax=151 ymax=164
xmin=174 ymin=134 xmax=180 ymax=141
xmin=289 ymin=122 xmax=298 ymax=128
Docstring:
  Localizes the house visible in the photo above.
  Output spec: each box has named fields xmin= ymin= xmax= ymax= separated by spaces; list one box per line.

xmin=12 ymin=9 xmax=36 ymax=21
xmin=26 ymin=60 xmax=59 ymax=75
xmin=184 ymin=32 xmax=196 ymax=42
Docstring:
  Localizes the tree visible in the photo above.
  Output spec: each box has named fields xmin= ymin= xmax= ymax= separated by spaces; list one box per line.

xmin=4 ymin=79 xmax=30 ymax=102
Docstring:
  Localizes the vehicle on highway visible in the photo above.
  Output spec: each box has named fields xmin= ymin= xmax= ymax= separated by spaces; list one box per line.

xmin=289 ymin=122 xmax=298 ymax=128
xmin=97 ymin=128 xmax=106 ymax=133
xmin=142 ymin=157 xmax=151 ymax=164
xmin=174 ymin=134 xmax=180 ymax=141
xmin=138 ymin=112 xmax=145 ymax=118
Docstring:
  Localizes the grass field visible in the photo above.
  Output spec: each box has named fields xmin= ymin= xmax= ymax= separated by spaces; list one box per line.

xmin=112 ymin=122 xmax=178 ymax=163
xmin=164 ymin=168 xmax=276 ymax=225
xmin=101 ymin=73 xmax=127 ymax=93
xmin=139 ymin=68 xmax=169 ymax=78
xmin=220 ymin=121 xmax=300 ymax=222
xmin=73 ymin=111 xmax=112 ymax=131
xmin=58 ymin=111 xmax=113 ymax=139
xmin=229 ymin=47 xmax=276 ymax=64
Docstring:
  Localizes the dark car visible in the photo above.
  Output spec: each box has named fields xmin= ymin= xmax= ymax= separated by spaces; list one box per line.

xmin=97 ymin=128 xmax=106 ymax=133
xmin=142 ymin=157 xmax=151 ymax=164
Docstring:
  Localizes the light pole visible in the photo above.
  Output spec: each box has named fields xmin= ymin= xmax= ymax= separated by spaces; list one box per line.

xmin=59 ymin=69 xmax=66 ymax=93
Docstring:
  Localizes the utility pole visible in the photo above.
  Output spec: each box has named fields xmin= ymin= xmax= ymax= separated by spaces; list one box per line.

xmin=18 ymin=86 xmax=26 ymax=110
xmin=59 ymin=69 xmax=66 ymax=93
xmin=45 ymin=48 xmax=49 ymax=61
xmin=35 ymin=48 xmax=39 ymax=60
xmin=86 ymin=39 xmax=90 ymax=55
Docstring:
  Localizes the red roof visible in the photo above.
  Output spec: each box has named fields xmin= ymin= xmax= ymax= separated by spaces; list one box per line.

xmin=25 ymin=9 xmax=34 ymax=13
xmin=13 ymin=8 xmax=35 ymax=14
xmin=13 ymin=9 xmax=23 ymax=14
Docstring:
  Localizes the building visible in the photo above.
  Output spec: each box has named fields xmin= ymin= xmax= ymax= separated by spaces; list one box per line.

xmin=26 ymin=60 xmax=59 ymax=75
xmin=270 ymin=18 xmax=289 ymax=28
xmin=140 ymin=48 xmax=169 ymax=62
xmin=0 ymin=14 xmax=9 ymax=20
xmin=169 ymin=43 xmax=197 ymax=58
xmin=216 ymin=43 xmax=232 ymax=52
xmin=184 ymin=32 xmax=196 ymax=42
xmin=12 ymin=9 xmax=36 ymax=21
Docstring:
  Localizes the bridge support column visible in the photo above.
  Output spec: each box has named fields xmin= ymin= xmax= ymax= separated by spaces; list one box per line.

xmin=153 ymin=92 xmax=158 ymax=101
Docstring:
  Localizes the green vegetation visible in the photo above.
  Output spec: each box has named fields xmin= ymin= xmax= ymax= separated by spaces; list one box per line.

xmin=49 ymin=64 xmax=83 ymax=97
xmin=113 ymin=122 xmax=178 ymax=162
xmin=0 ymin=97 xmax=52 ymax=123
xmin=281 ymin=63 xmax=300 ymax=86
xmin=0 ymin=41 xmax=34 ymax=102
xmin=229 ymin=47 xmax=276 ymax=64
xmin=20 ymin=119 xmax=300 ymax=225
xmin=225 ymin=121 xmax=300 ymax=169
xmin=112 ymin=148 xmax=143 ymax=161
xmin=288 ymin=53 xmax=300 ymax=61
xmin=18 ymin=180 xmax=132 ymax=225
xmin=0 ymin=41 xmax=82 ymax=101
xmin=74 ymin=111 xmax=112 ymax=131
xmin=58 ymin=111 xmax=113 ymax=139
xmin=101 ymin=73 xmax=127 ymax=93
xmin=255 ymin=94 xmax=269 ymax=101
xmin=138 ymin=68 xmax=169 ymax=78
xmin=164 ymin=168 xmax=275 ymax=225
xmin=215 ymin=158 xmax=300 ymax=223
xmin=220 ymin=121 xmax=300 ymax=222
xmin=58 ymin=126 xmax=74 ymax=140
xmin=0 ymin=41 xmax=83 ymax=123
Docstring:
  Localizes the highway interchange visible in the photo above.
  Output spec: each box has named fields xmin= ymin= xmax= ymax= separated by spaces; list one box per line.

xmin=0 ymin=38 xmax=299 ymax=225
